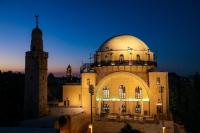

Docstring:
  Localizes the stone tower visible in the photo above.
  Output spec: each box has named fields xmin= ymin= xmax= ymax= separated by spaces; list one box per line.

xmin=24 ymin=15 xmax=48 ymax=118
xmin=66 ymin=64 xmax=72 ymax=80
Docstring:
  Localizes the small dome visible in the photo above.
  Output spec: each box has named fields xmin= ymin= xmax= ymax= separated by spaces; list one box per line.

xmin=98 ymin=35 xmax=149 ymax=51
xmin=32 ymin=27 xmax=42 ymax=36
xmin=30 ymin=27 xmax=43 ymax=51
xmin=31 ymin=27 xmax=43 ymax=41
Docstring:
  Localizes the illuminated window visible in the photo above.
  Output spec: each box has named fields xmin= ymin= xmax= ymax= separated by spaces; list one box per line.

xmin=102 ymin=104 xmax=110 ymax=113
xmin=135 ymin=102 xmax=141 ymax=113
xmin=122 ymin=104 xmax=126 ymax=113
xmin=119 ymin=85 xmax=126 ymax=98
xmin=103 ymin=86 xmax=109 ymax=98
xmin=135 ymin=86 xmax=142 ymax=99
xmin=119 ymin=54 xmax=124 ymax=63
xmin=156 ymin=77 xmax=160 ymax=85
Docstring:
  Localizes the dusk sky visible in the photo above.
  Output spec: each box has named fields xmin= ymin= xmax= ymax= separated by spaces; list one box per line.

xmin=0 ymin=0 xmax=200 ymax=76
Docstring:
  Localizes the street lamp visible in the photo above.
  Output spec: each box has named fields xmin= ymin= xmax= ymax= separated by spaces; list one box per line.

xmin=89 ymin=124 xmax=93 ymax=133
xmin=159 ymin=86 xmax=164 ymax=119
xmin=87 ymin=79 xmax=94 ymax=132
xmin=159 ymin=85 xmax=165 ymax=133
xmin=162 ymin=126 xmax=166 ymax=133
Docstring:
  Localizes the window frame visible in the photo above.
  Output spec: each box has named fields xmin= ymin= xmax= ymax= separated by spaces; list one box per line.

xmin=135 ymin=86 xmax=142 ymax=99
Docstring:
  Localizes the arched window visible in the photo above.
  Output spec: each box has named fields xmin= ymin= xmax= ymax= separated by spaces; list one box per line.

xmin=135 ymin=102 xmax=141 ymax=113
xmin=136 ymin=54 xmax=140 ymax=61
xmin=122 ymin=104 xmax=126 ymax=113
xmin=103 ymin=86 xmax=109 ymax=98
xmin=119 ymin=54 xmax=124 ymax=63
xmin=135 ymin=86 xmax=142 ymax=99
xmin=105 ymin=55 xmax=108 ymax=63
xmin=119 ymin=85 xmax=126 ymax=99
xmin=102 ymin=104 xmax=110 ymax=113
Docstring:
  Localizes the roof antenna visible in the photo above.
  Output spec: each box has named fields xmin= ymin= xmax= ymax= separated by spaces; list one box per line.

xmin=34 ymin=14 xmax=39 ymax=28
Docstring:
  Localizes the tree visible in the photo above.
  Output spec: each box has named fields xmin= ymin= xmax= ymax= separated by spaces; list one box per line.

xmin=120 ymin=123 xmax=141 ymax=133
xmin=58 ymin=116 xmax=67 ymax=128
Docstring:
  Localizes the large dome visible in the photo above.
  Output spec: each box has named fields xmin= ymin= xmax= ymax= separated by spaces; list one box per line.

xmin=98 ymin=35 xmax=149 ymax=51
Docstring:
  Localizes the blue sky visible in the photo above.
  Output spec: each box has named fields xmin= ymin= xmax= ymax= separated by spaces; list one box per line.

xmin=0 ymin=0 xmax=200 ymax=76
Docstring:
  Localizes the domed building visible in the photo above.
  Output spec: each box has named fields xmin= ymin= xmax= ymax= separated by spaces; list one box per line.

xmin=63 ymin=34 xmax=169 ymax=120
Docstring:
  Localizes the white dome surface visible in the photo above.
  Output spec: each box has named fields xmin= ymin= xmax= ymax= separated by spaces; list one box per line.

xmin=99 ymin=35 xmax=149 ymax=51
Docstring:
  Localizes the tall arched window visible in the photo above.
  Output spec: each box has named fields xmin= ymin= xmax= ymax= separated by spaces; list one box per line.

xmin=135 ymin=86 xmax=142 ymax=99
xmin=119 ymin=54 xmax=124 ymax=63
xmin=136 ymin=54 xmax=140 ymax=61
xmin=103 ymin=86 xmax=109 ymax=98
xmin=119 ymin=85 xmax=126 ymax=98
xmin=135 ymin=102 xmax=141 ymax=113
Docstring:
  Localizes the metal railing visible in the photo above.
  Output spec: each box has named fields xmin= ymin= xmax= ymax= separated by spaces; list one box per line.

xmin=80 ymin=60 xmax=157 ymax=73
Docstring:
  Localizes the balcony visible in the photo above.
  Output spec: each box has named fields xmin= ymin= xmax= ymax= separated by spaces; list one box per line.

xmin=80 ymin=60 xmax=157 ymax=73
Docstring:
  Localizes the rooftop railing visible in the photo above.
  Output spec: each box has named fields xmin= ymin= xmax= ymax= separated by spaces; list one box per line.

xmin=80 ymin=60 xmax=157 ymax=73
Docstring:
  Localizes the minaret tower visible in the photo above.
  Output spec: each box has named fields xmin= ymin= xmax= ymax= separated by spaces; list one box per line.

xmin=24 ymin=15 xmax=48 ymax=118
xmin=66 ymin=64 xmax=72 ymax=81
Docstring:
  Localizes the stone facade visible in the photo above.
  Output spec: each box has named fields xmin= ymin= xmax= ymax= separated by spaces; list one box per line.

xmin=63 ymin=35 xmax=169 ymax=119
